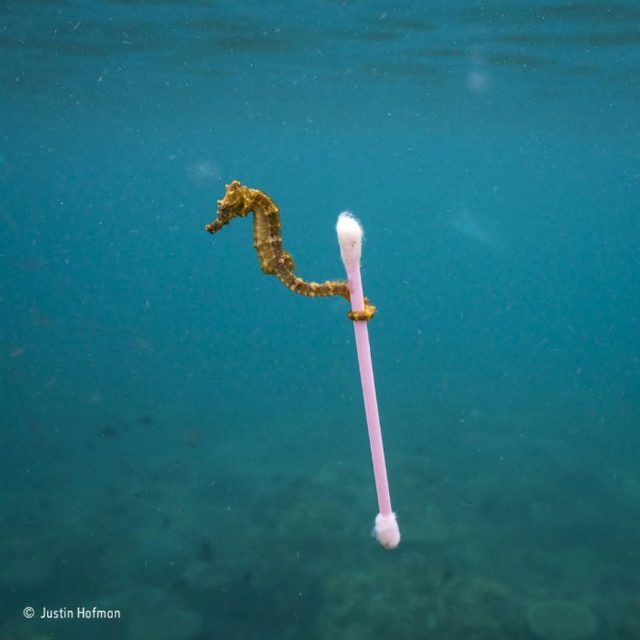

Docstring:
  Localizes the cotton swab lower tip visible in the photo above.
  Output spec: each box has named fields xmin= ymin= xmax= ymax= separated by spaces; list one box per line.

xmin=336 ymin=211 xmax=363 ymax=269
xmin=374 ymin=513 xmax=401 ymax=549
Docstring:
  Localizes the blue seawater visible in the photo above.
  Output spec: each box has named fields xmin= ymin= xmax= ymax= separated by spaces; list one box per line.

xmin=1 ymin=2 xmax=639 ymax=639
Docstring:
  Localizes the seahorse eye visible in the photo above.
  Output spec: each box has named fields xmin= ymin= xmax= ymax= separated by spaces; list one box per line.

xmin=218 ymin=197 xmax=233 ymax=213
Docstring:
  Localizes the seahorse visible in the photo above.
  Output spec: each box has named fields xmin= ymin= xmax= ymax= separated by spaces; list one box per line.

xmin=205 ymin=180 xmax=376 ymax=321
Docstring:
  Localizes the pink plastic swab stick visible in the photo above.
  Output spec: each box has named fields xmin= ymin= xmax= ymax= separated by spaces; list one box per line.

xmin=336 ymin=213 xmax=400 ymax=549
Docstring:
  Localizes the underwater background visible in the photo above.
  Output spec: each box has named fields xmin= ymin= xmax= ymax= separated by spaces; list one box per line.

xmin=2 ymin=1 xmax=639 ymax=639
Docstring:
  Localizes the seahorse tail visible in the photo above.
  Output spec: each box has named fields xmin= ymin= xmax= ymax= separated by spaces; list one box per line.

xmin=275 ymin=264 xmax=349 ymax=300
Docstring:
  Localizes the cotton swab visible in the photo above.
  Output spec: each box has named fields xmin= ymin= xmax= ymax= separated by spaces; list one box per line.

xmin=336 ymin=212 xmax=400 ymax=549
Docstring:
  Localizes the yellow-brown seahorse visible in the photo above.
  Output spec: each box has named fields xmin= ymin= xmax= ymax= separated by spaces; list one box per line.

xmin=205 ymin=180 xmax=375 ymax=321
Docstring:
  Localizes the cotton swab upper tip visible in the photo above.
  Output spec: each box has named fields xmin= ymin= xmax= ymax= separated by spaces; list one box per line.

xmin=374 ymin=513 xmax=401 ymax=549
xmin=336 ymin=211 xmax=363 ymax=269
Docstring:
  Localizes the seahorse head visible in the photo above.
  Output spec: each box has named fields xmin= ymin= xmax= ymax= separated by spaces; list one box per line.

xmin=219 ymin=180 xmax=252 ymax=217
xmin=205 ymin=180 xmax=252 ymax=234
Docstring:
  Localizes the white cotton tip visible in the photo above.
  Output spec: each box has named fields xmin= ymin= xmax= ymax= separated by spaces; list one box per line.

xmin=336 ymin=211 xmax=363 ymax=269
xmin=374 ymin=513 xmax=401 ymax=549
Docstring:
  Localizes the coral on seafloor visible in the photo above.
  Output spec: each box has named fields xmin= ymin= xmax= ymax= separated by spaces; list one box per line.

xmin=438 ymin=575 xmax=527 ymax=640
xmin=0 ymin=537 xmax=54 ymax=589
xmin=319 ymin=561 xmax=527 ymax=640
xmin=0 ymin=625 xmax=53 ymax=640
xmin=115 ymin=587 xmax=202 ymax=640
xmin=525 ymin=600 xmax=597 ymax=640
xmin=620 ymin=593 xmax=640 ymax=638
